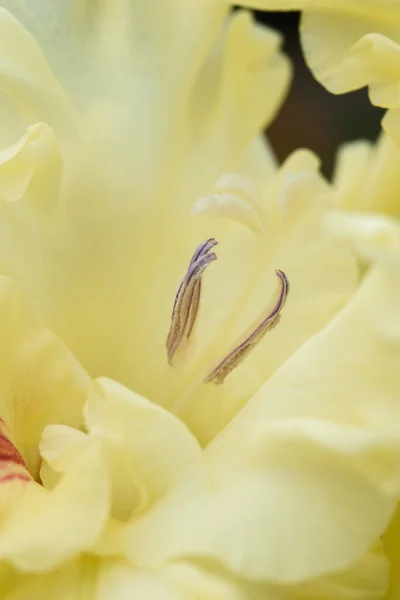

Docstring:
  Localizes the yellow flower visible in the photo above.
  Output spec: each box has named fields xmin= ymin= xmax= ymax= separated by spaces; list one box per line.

xmin=0 ymin=1 xmax=398 ymax=599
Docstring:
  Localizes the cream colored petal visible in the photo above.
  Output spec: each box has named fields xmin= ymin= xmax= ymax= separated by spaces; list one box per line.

xmin=0 ymin=8 xmax=75 ymax=137
xmin=301 ymin=20 xmax=400 ymax=99
xmin=0 ymin=276 xmax=90 ymax=478
xmin=333 ymin=135 xmax=400 ymax=217
xmin=238 ymin=135 xmax=278 ymax=191
xmin=123 ymin=443 xmax=393 ymax=583
xmin=41 ymin=423 xmax=146 ymax=521
xmin=234 ymin=547 xmax=388 ymax=600
xmin=184 ymin=9 xmax=291 ymax=199
xmin=293 ymin=548 xmax=389 ymax=600
xmin=41 ymin=378 xmax=203 ymax=518
xmin=85 ymin=378 xmax=202 ymax=503
xmin=97 ymin=560 xmax=248 ymax=600
xmin=0 ymin=122 xmax=62 ymax=205
xmin=0 ymin=440 xmax=109 ymax=571
xmin=326 ymin=211 xmax=400 ymax=266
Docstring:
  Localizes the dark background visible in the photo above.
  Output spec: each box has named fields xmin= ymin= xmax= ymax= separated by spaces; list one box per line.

xmin=254 ymin=11 xmax=384 ymax=177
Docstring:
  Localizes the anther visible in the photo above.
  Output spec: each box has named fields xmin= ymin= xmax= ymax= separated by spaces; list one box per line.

xmin=166 ymin=238 xmax=218 ymax=364
xmin=204 ymin=269 xmax=290 ymax=384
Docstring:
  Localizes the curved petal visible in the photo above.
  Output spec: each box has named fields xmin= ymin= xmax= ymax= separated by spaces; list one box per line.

xmin=122 ymin=442 xmax=393 ymax=583
xmin=85 ymin=378 xmax=202 ymax=502
xmin=41 ymin=377 xmax=202 ymax=520
xmin=0 ymin=276 xmax=90 ymax=477
xmin=300 ymin=12 xmax=400 ymax=100
xmin=0 ymin=439 xmax=109 ymax=571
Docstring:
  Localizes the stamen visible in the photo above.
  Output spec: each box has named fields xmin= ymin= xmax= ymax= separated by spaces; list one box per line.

xmin=167 ymin=238 xmax=218 ymax=364
xmin=204 ymin=269 xmax=290 ymax=384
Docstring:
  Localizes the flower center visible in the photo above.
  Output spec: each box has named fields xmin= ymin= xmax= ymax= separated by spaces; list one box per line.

xmin=167 ymin=239 xmax=289 ymax=385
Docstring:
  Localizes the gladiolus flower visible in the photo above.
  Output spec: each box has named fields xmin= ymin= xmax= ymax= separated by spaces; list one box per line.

xmin=0 ymin=1 xmax=398 ymax=599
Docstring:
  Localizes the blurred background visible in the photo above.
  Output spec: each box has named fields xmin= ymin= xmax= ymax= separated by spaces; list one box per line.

xmin=253 ymin=10 xmax=384 ymax=177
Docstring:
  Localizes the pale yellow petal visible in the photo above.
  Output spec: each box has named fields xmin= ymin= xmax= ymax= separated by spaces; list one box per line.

xmin=326 ymin=211 xmax=400 ymax=266
xmin=97 ymin=560 xmax=247 ymax=600
xmin=123 ymin=446 xmax=393 ymax=583
xmin=0 ymin=276 xmax=90 ymax=478
xmin=332 ymin=135 xmax=400 ymax=217
xmin=0 ymin=440 xmax=109 ymax=571
xmin=300 ymin=12 xmax=400 ymax=99
xmin=293 ymin=548 xmax=389 ymax=600
xmin=184 ymin=9 xmax=291 ymax=199
xmin=85 ymin=378 xmax=202 ymax=503
xmin=0 ymin=8 xmax=75 ymax=137
xmin=238 ymin=135 xmax=278 ymax=191
xmin=0 ymin=122 xmax=62 ymax=206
